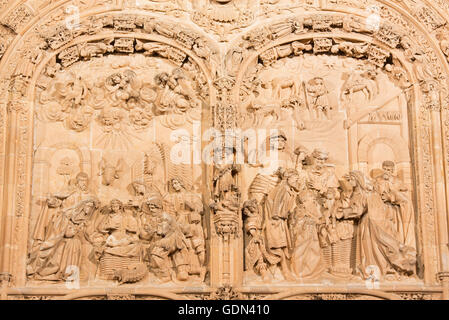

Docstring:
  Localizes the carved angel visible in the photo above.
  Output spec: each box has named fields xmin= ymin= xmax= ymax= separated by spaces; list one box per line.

xmin=105 ymin=70 xmax=141 ymax=110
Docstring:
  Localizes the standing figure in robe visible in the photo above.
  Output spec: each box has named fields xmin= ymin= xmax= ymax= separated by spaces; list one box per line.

xmin=30 ymin=196 xmax=63 ymax=252
xmin=164 ymin=177 xmax=205 ymax=278
xmin=248 ymin=130 xmax=297 ymax=208
xmin=326 ymin=179 xmax=357 ymax=277
xmin=188 ymin=212 xmax=207 ymax=281
xmin=306 ymin=77 xmax=331 ymax=120
xmin=54 ymin=172 xmax=97 ymax=209
xmin=164 ymin=178 xmax=203 ymax=230
xmin=30 ymin=172 xmax=96 ymax=252
xmin=127 ymin=180 xmax=150 ymax=211
xmin=289 ymin=192 xmax=326 ymax=280
xmin=213 ymin=146 xmax=241 ymax=201
xmin=303 ymin=148 xmax=339 ymax=271
xmin=149 ymin=213 xmax=190 ymax=282
xmin=243 ymin=199 xmax=279 ymax=281
xmin=137 ymin=194 xmax=165 ymax=266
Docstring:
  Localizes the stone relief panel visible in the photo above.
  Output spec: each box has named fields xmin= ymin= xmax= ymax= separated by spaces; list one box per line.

xmin=237 ymin=42 xmax=419 ymax=285
xmin=27 ymin=52 xmax=209 ymax=286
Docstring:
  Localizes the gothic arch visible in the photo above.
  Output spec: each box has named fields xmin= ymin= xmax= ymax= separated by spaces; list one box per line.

xmin=0 ymin=5 xmax=218 ymax=289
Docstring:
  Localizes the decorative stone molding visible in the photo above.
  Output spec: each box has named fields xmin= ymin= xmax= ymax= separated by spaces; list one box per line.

xmin=0 ymin=0 xmax=449 ymax=300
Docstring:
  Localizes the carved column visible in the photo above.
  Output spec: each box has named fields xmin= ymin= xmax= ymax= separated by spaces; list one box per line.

xmin=431 ymin=98 xmax=449 ymax=289
xmin=0 ymin=76 xmax=33 ymax=286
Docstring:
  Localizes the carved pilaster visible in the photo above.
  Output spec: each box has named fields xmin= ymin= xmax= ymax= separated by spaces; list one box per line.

xmin=209 ymin=131 xmax=243 ymax=287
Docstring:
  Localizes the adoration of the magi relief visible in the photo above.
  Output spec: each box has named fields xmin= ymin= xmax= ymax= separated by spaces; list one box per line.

xmin=1 ymin=0 xmax=449 ymax=300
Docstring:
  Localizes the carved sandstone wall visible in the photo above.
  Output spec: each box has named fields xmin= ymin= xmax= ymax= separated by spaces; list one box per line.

xmin=1 ymin=0 xmax=449 ymax=300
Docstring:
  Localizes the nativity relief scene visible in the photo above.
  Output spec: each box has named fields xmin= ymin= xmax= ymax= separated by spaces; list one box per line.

xmin=2 ymin=0 xmax=449 ymax=300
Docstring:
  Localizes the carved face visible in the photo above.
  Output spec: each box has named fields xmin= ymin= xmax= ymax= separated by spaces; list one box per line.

xmin=146 ymin=200 xmax=162 ymax=215
xmin=315 ymin=78 xmax=324 ymax=86
xmin=287 ymin=173 xmax=303 ymax=192
xmin=243 ymin=200 xmax=257 ymax=216
xmin=345 ymin=174 xmax=357 ymax=188
xmin=133 ymin=183 xmax=146 ymax=196
xmin=313 ymin=155 xmax=327 ymax=168
xmin=155 ymin=72 xmax=169 ymax=87
xmin=101 ymin=110 xmax=121 ymax=126
xmin=296 ymin=150 xmax=307 ymax=161
xmin=69 ymin=113 xmax=90 ymax=131
xmin=110 ymin=73 xmax=122 ymax=85
xmin=110 ymin=200 xmax=122 ymax=213
xmin=101 ymin=160 xmax=120 ymax=186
